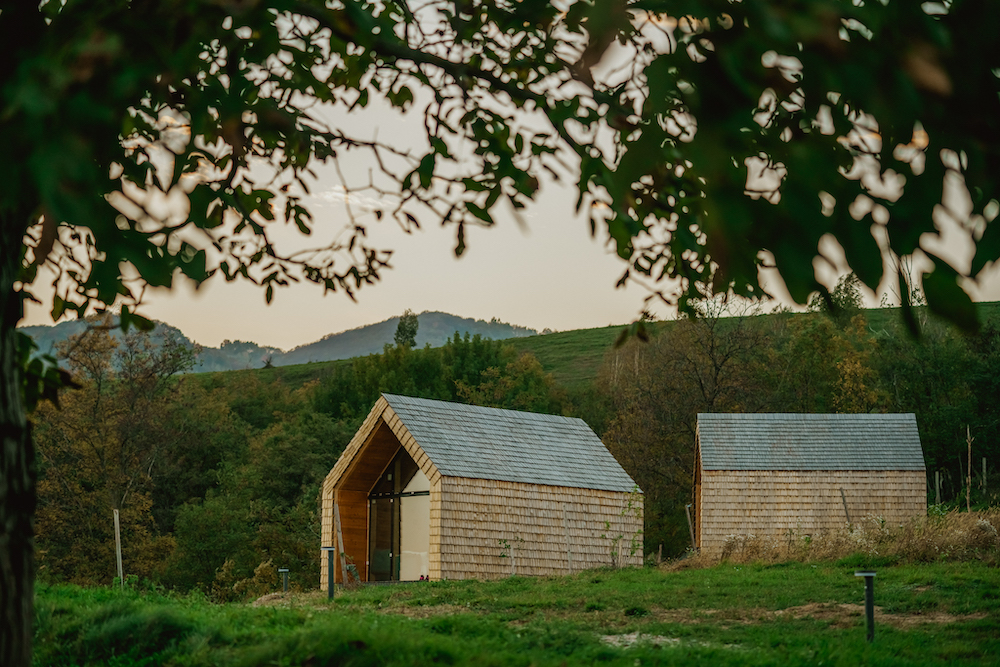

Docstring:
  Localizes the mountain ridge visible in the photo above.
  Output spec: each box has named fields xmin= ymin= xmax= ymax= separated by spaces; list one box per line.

xmin=20 ymin=311 xmax=538 ymax=373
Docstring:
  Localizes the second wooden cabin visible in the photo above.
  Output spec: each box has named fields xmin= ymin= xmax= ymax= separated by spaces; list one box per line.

xmin=694 ymin=413 xmax=926 ymax=555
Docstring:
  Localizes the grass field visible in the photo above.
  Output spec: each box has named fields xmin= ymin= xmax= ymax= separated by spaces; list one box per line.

xmin=35 ymin=559 xmax=1000 ymax=666
xmin=505 ymin=324 xmax=626 ymax=389
xmin=187 ymin=301 xmax=1000 ymax=393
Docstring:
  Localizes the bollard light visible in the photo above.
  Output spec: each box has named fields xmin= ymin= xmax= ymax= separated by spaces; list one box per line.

xmin=278 ymin=567 xmax=289 ymax=593
xmin=854 ymin=571 xmax=877 ymax=642
xmin=321 ymin=547 xmax=337 ymax=599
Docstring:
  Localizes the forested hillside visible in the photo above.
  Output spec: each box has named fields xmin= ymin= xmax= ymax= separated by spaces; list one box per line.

xmin=30 ymin=299 xmax=1000 ymax=598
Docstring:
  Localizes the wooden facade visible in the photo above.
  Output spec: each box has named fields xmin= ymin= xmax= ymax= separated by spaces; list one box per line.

xmin=694 ymin=413 xmax=926 ymax=555
xmin=321 ymin=394 xmax=642 ymax=587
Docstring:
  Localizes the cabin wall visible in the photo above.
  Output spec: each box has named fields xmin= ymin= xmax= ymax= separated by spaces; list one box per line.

xmin=434 ymin=477 xmax=643 ymax=580
xmin=697 ymin=469 xmax=926 ymax=556
xmin=319 ymin=489 xmax=369 ymax=589
xmin=320 ymin=484 xmax=333 ymax=589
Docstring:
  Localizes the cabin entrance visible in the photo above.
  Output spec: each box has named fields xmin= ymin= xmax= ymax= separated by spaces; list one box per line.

xmin=368 ymin=448 xmax=430 ymax=581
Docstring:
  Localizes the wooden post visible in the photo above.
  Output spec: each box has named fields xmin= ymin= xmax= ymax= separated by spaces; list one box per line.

xmin=967 ymin=426 xmax=973 ymax=512
xmin=334 ymin=503 xmax=350 ymax=588
xmin=839 ymin=488 xmax=852 ymax=525
xmin=935 ymin=471 xmax=941 ymax=506
xmin=113 ymin=509 xmax=123 ymax=590
xmin=684 ymin=504 xmax=696 ymax=551
xmin=959 ymin=456 xmax=964 ymax=499
xmin=562 ymin=504 xmax=572 ymax=574
xmin=657 ymin=544 xmax=663 ymax=566
xmin=984 ymin=457 xmax=988 ymax=492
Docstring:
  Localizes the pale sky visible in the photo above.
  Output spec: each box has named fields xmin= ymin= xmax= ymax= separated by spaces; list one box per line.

xmin=121 ymin=201 xmax=656 ymax=351
xmin=21 ymin=164 xmax=667 ymax=351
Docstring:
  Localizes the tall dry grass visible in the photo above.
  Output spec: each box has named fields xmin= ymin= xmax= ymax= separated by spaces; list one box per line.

xmin=670 ymin=508 xmax=1000 ymax=569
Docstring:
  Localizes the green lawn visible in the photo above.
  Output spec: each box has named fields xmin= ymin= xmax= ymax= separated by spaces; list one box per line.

xmin=35 ymin=560 xmax=1000 ymax=666
xmin=506 ymin=324 xmax=635 ymax=389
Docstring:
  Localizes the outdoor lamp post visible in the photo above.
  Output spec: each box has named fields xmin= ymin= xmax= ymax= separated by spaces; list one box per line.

xmin=854 ymin=571 xmax=877 ymax=642
xmin=278 ymin=567 xmax=289 ymax=593
xmin=322 ymin=547 xmax=337 ymax=599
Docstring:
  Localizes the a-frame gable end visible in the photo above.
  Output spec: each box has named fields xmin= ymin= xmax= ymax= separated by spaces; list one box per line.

xmin=323 ymin=395 xmax=391 ymax=498
xmin=382 ymin=405 xmax=441 ymax=486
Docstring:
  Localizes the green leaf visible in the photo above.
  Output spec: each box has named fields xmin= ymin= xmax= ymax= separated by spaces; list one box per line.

xmin=466 ymin=203 xmax=494 ymax=226
xmin=417 ymin=153 xmax=435 ymax=190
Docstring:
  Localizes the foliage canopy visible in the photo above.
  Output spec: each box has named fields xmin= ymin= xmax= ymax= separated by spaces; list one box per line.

xmin=5 ymin=1 xmax=997 ymax=327
xmin=4 ymin=1 xmax=1000 ymax=664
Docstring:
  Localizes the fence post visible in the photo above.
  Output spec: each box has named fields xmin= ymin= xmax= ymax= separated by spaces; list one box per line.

xmin=839 ymin=488 xmax=852 ymax=525
xmin=113 ymin=509 xmax=123 ymax=590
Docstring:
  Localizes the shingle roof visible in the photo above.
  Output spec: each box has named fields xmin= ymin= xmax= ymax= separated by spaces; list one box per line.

xmin=383 ymin=394 xmax=638 ymax=493
xmin=697 ymin=413 xmax=925 ymax=471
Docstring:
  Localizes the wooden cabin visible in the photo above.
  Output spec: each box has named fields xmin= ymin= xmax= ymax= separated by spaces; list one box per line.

xmin=694 ymin=413 xmax=926 ymax=555
xmin=321 ymin=394 xmax=642 ymax=586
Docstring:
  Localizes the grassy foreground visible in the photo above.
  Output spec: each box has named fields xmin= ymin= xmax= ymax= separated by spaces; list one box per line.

xmin=36 ymin=560 xmax=1000 ymax=666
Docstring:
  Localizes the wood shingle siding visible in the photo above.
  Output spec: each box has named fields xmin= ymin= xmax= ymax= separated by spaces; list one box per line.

xmin=436 ymin=477 xmax=642 ymax=580
xmin=695 ymin=413 xmax=926 ymax=556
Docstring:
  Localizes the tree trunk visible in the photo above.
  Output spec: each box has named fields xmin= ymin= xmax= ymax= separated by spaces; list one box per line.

xmin=0 ymin=219 xmax=34 ymax=667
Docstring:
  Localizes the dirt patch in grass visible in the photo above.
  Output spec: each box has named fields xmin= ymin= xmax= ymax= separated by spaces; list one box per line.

xmin=639 ymin=603 xmax=988 ymax=630
xmin=601 ymin=633 xmax=681 ymax=648
xmin=379 ymin=604 xmax=470 ymax=619
xmin=517 ymin=602 xmax=989 ymax=632
xmin=772 ymin=602 xmax=988 ymax=629
xmin=251 ymin=590 xmax=339 ymax=609
xmin=251 ymin=592 xmax=295 ymax=608
xmin=250 ymin=591 xmax=988 ymax=633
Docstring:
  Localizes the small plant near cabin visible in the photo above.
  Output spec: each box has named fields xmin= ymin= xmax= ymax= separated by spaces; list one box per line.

xmin=343 ymin=554 xmax=361 ymax=588
xmin=497 ymin=535 xmax=524 ymax=575
xmin=602 ymin=487 xmax=643 ymax=568
xmin=497 ymin=538 xmax=511 ymax=560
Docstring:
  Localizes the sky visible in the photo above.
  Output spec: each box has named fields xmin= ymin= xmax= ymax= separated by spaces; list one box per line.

xmin=23 ymin=179 xmax=1000 ymax=353
xmin=21 ymin=147 xmax=667 ymax=351
xmin=115 ymin=197 xmax=656 ymax=351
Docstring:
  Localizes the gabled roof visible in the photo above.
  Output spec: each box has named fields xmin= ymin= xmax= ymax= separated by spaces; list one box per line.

xmin=327 ymin=394 xmax=638 ymax=494
xmin=697 ymin=413 xmax=925 ymax=471
xmin=383 ymin=394 xmax=638 ymax=492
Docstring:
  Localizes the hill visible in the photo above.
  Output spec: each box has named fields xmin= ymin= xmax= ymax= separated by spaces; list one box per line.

xmin=20 ymin=311 xmax=537 ymax=373
xmin=278 ymin=311 xmax=535 ymax=366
